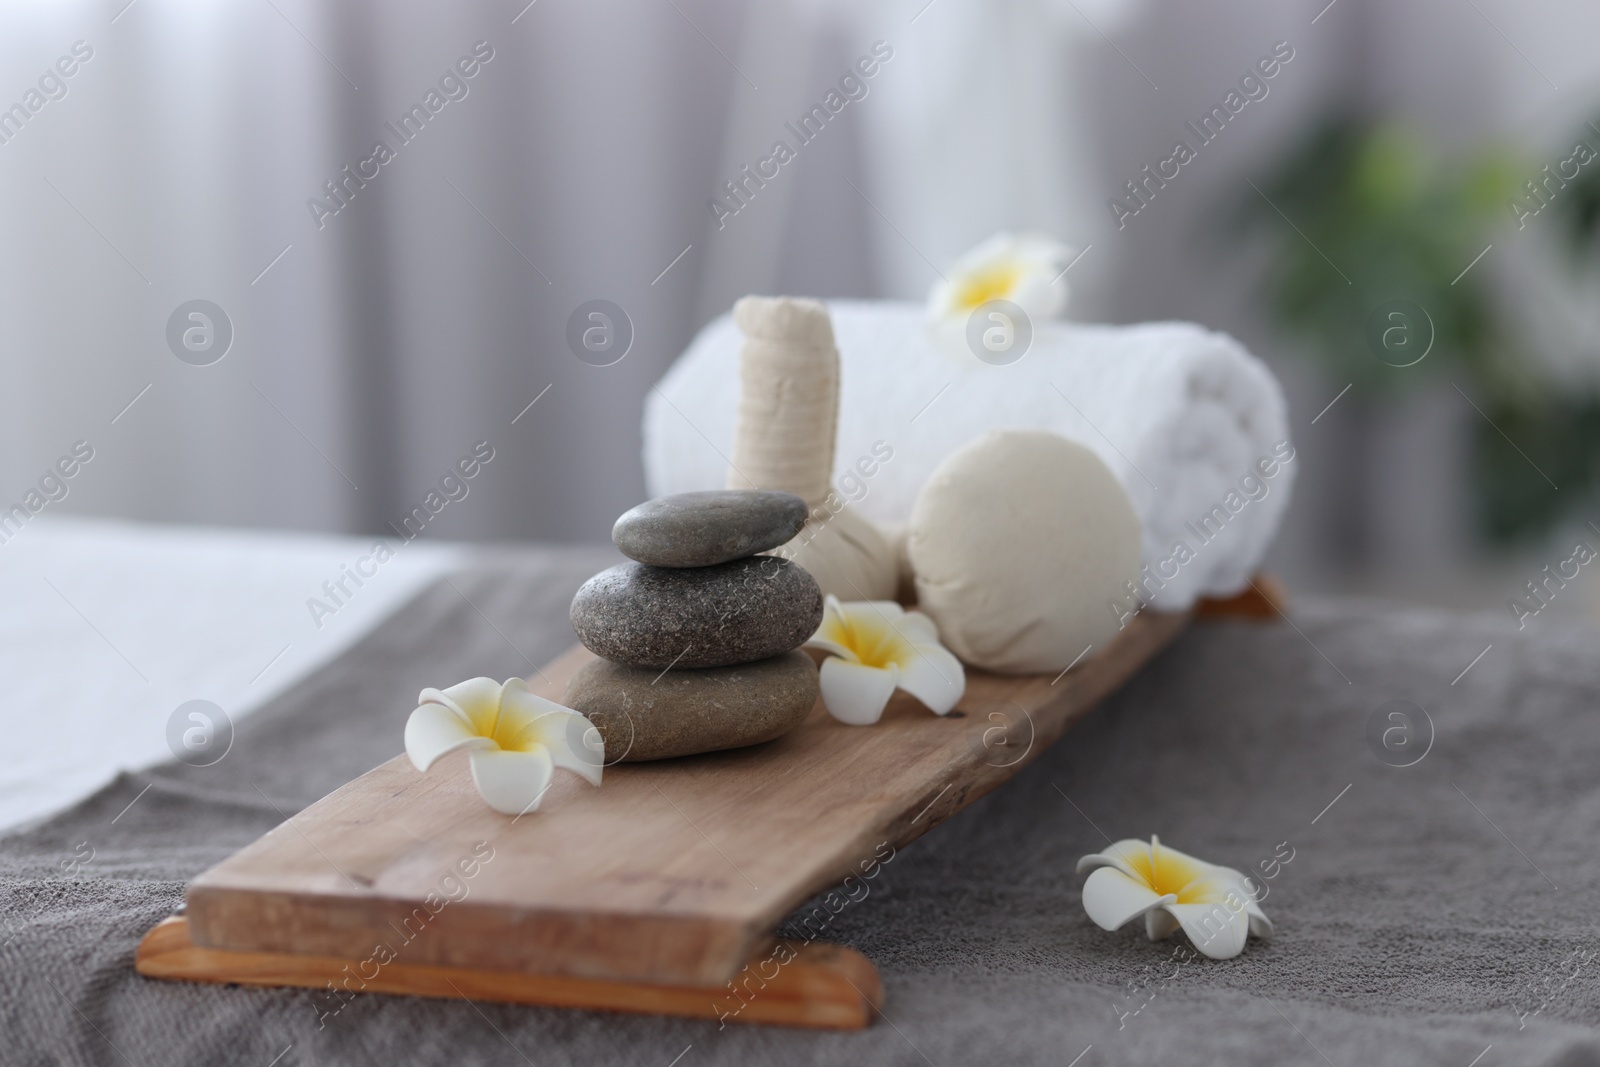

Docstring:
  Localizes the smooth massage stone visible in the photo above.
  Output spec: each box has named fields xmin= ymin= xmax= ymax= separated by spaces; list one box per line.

xmin=612 ymin=489 xmax=809 ymax=568
xmin=564 ymin=650 xmax=819 ymax=762
xmin=570 ymin=557 xmax=824 ymax=669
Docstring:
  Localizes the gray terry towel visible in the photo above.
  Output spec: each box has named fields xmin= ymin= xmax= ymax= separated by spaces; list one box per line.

xmin=2 ymin=545 xmax=1598 ymax=1066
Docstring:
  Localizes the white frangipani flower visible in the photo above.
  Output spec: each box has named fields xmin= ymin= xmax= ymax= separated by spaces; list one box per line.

xmin=804 ymin=595 xmax=965 ymax=725
xmin=1076 ymin=836 xmax=1272 ymax=960
xmin=404 ymin=677 xmax=603 ymax=815
xmin=927 ymin=232 xmax=1075 ymax=357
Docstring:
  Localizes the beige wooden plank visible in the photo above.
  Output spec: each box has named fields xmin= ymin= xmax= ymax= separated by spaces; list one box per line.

xmin=187 ymin=609 xmax=1192 ymax=986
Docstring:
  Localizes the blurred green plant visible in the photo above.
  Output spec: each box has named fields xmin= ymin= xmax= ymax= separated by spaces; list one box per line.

xmin=1233 ymin=115 xmax=1520 ymax=394
xmin=1555 ymin=135 xmax=1600 ymax=257
xmin=1234 ymin=113 xmax=1600 ymax=544
xmin=1470 ymin=398 xmax=1600 ymax=542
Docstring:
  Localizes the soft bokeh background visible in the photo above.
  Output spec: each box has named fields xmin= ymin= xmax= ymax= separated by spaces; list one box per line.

xmin=4 ymin=0 xmax=1600 ymax=618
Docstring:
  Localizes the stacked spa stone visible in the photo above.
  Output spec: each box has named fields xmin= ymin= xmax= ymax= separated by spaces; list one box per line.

xmin=565 ymin=490 xmax=824 ymax=762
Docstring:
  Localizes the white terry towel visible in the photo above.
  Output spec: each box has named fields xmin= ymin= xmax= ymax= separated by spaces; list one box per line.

xmin=645 ymin=300 xmax=1294 ymax=612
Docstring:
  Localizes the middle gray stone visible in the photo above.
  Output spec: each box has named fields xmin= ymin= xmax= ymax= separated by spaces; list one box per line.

xmin=569 ymin=556 xmax=824 ymax=669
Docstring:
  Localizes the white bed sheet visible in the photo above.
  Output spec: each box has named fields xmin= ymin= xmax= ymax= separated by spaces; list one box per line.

xmin=0 ymin=517 xmax=461 ymax=831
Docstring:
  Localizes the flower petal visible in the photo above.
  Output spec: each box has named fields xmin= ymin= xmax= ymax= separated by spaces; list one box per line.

xmin=1147 ymin=834 xmax=1217 ymax=874
xmin=536 ymin=711 xmax=606 ymax=786
xmin=405 ymin=703 xmax=495 ymax=772
xmin=1010 ymin=262 xmax=1068 ymax=319
xmin=499 ymin=676 xmax=559 ymax=710
xmin=836 ymin=599 xmax=910 ymax=622
xmin=896 ymin=642 xmax=965 ymax=715
xmin=495 ymin=678 xmax=561 ymax=738
xmin=1209 ymin=865 xmax=1274 ymax=939
xmin=830 ymin=601 xmax=925 ymax=671
xmin=896 ymin=610 xmax=942 ymax=646
xmin=1167 ymin=901 xmax=1250 ymax=960
xmin=418 ymin=677 xmax=503 ymax=735
xmin=807 ymin=595 xmax=861 ymax=662
xmin=927 ymin=231 xmax=1073 ymax=322
xmin=496 ymin=682 xmax=605 ymax=786
xmin=1144 ymin=909 xmax=1180 ymax=941
xmin=818 ymin=657 xmax=900 ymax=725
xmin=1081 ymin=866 xmax=1171 ymax=932
xmin=1075 ymin=838 xmax=1156 ymax=880
xmin=468 ymin=747 xmax=554 ymax=816
xmin=804 ymin=636 xmax=859 ymax=662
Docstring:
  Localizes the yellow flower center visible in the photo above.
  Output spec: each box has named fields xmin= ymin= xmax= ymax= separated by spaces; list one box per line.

xmin=461 ymin=696 xmax=545 ymax=753
xmin=950 ymin=260 xmax=1022 ymax=312
xmin=1120 ymin=840 xmax=1220 ymax=905
xmin=826 ymin=611 xmax=913 ymax=671
xmin=487 ymin=708 xmax=518 ymax=749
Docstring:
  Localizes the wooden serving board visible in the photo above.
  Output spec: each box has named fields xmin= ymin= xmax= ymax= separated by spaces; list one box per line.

xmin=178 ymin=613 xmax=1189 ymax=988
xmin=140 ymin=582 xmax=1281 ymax=1025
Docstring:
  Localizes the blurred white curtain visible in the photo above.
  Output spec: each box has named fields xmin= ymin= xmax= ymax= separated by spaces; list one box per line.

xmin=696 ymin=0 xmax=1135 ymax=316
xmin=841 ymin=0 xmax=1136 ymax=303
xmin=0 ymin=0 xmax=749 ymax=542
xmin=0 ymin=0 xmax=1119 ymax=543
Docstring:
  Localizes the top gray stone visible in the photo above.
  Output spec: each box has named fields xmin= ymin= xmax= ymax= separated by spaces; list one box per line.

xmin=612 ymin=490 xmax=809 ymax=568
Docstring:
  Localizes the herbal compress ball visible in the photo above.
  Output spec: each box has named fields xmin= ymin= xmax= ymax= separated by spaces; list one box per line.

xmin=908 ymin=430 xmax=1142 ymax=673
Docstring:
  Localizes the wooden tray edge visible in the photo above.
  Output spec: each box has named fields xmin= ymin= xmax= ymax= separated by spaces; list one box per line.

xmin=1196 ymin=575 xmax=1289 ymax=620
xmin=137 ymin=916 xmax=881 ymax=1030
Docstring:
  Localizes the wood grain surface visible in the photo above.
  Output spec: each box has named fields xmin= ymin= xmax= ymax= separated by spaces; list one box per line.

xmin=184 ymin=607 xmax=1192 ymax=987
xmin=137 ymin=917 xmax=881 ymax=1029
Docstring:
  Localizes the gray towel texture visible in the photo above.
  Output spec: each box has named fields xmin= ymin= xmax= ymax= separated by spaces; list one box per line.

xmin=3 ymin=545 xmax=1598 ymax=1066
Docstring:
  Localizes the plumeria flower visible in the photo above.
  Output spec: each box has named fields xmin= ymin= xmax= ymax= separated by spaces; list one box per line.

xmin=1076 ymin=836 xmax=1272 ymax=960
xmin=804 ymin=595 xmax=965 ymax=725
xmin=927 ymin=232 xmax=1075 ymax=359
xmin=404 ymin=677 xmax=603 ymax=815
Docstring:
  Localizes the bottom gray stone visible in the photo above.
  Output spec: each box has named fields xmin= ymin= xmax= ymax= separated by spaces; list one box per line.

xmin=564 ymin=649 xmax=819 ymax=762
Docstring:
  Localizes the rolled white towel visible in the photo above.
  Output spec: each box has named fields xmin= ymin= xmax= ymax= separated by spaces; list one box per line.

xmin=645 ymin=300 xmax=1294 ymax=612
